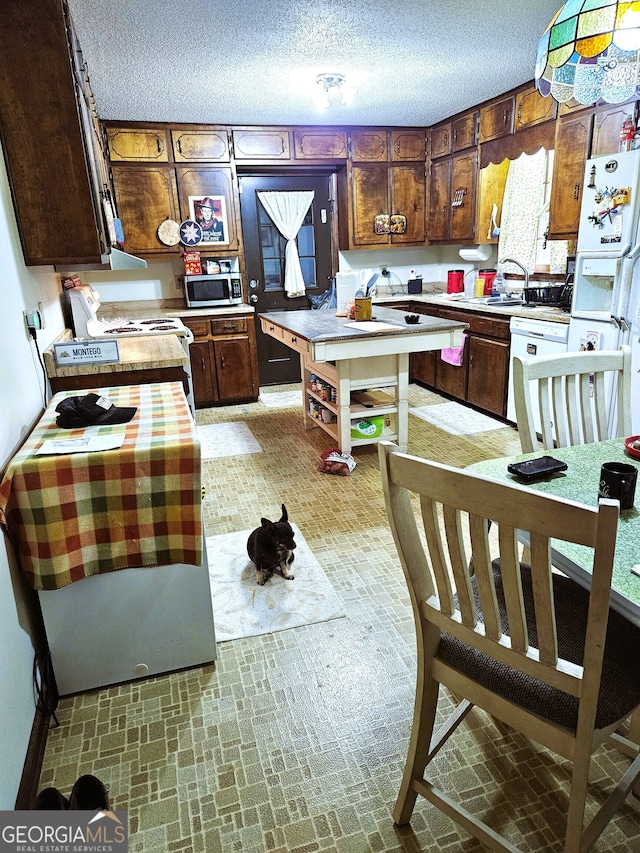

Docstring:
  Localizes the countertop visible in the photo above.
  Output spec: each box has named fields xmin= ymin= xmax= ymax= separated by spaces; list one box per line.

xmin=374 ymin=293 xmax=571 ymax=324
xmin=44 ymin=329 xmax=187 ymax=379
xmin=94 ymin=299 xmax=255 ymax=321
xmin=259 ymin=306 xmax=467 ymax=343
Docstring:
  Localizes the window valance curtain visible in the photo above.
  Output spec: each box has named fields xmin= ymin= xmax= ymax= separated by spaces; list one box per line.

xmin=257 ymin=191 xmax=314 ymax=298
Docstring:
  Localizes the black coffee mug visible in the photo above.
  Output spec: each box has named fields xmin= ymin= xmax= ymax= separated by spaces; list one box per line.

xmin=598 ymin=462 xmax=638 ymax=510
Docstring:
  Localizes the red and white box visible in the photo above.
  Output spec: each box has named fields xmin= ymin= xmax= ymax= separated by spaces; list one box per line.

xmin=184 ymin=251 xmax=202 ymax=275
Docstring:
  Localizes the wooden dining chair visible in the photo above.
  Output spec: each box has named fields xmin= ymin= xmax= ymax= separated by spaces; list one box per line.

xmin=379 ymin=441 xmax=640 ymax=853
xmin=512 ymin=345 xmax=632 ymax=454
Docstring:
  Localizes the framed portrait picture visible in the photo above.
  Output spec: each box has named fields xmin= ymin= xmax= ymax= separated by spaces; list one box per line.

xmin=188 ymin=195 xmax=229 ymax=245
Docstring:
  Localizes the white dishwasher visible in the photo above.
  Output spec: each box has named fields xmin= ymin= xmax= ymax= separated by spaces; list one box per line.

xmin=507 ymin=316 xmax=569 ymax=424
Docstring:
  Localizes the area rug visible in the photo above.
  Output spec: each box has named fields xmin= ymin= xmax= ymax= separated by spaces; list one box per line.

xmin=197 ymin=422 xmax=262 ymax=459
xmin=206 ymin=525 xmax=346 ymax=642
xmin=259 ymin=390 xmax=303 ymax=408
xmin=410 ymin=401 xmax=505 ymax=435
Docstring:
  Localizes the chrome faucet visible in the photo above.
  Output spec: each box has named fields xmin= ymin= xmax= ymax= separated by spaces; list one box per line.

xmin=498 ymin=257 xmax=529 ymax=292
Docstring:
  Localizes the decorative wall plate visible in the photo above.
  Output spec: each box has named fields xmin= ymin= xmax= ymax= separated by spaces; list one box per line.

xmin=157 ymin=219 xmax=181 ymax=246
xmin=179 ymin=220 xmax=203 ymax=246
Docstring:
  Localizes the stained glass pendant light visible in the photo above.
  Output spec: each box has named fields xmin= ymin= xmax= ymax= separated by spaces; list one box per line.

xmin=535 ymin=0 xmax=640 ymax=104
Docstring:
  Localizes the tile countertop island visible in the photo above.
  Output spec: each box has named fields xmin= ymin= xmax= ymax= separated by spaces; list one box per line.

xmin=259 ymin=306 xmax=467 ymax=453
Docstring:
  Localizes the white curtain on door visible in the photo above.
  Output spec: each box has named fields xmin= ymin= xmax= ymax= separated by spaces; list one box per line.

xmin=257 ymin=190 xmax=314 ymax=297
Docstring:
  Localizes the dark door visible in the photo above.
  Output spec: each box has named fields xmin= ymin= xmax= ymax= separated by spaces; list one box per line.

xmin=239 ymin=174 xmax=334 ymax=385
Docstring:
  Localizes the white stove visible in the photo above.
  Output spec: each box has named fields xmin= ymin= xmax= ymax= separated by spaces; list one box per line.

xmin=67 ymin=284 xmax=195 ymax=412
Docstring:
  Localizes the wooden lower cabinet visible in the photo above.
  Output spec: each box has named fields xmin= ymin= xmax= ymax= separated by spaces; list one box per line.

xmin=183 ymin=313 xmax=259 ymax=407
xmin=399 ymin=302 xmax=511 ymax=418
xmin=467 ymin=335 xmax=510 ymax=416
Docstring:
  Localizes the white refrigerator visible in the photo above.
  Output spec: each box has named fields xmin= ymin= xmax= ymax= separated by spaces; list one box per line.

xmin=569 ymin=149 xmax=640 ymax=433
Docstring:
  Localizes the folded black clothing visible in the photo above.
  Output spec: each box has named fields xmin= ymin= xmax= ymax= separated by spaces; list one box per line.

xmin=55 ymin=393 xmax=137 ymax=429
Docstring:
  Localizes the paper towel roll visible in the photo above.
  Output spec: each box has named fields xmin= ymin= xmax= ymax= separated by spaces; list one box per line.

xmin=336 ymin=272 xmax=359 ymax=316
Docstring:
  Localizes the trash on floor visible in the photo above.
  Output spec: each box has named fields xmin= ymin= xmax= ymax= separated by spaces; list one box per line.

xmin=317 ymin=448 xmax=356 ymax=476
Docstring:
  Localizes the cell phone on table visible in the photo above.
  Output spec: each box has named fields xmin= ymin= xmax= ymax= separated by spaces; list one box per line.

xmin=507 ymin=455 xmax=568 ymax=482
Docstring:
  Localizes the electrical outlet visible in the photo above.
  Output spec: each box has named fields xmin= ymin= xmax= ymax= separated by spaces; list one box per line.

xmin=23 ymin=309 xmax=41 ymax=338
xmin=175 ymin=276 xmax=184 ymax=291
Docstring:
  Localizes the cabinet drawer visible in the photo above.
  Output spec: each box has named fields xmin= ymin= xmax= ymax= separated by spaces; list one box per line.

xmin=183 ymin=319 xmax=211 ymax=338
xmin=211 ymin=317 xmax=247 ymax=335
xmin=466 ymin=314 xmax=510 ymax=339
xmin=282 ymin=330 xmax=309 ymax=354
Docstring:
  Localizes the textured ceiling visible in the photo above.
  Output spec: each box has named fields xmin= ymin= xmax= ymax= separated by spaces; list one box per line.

xmin=67 ymin=0 xmax=563 ymax=128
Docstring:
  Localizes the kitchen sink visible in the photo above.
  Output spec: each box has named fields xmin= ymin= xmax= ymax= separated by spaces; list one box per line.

xmin=461 ymin=296 xmax=524 ymax=306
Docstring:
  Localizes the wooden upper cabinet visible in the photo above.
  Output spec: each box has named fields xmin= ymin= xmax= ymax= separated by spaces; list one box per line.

xmin=111 ymin=165 xmax=180 ymax=254
xmin=431 ymin=112 xmax=477 ymax=159
xmin=428 ymin=159 xmax=451 ymax=241
xmin=105 ymin=127 xmax=170 ymax=161
xmin=349 ymin=163 xmax=390 ymax=246
xmin=390 ymin=164 xmax=426 ymax=243
xmin=452 ymin=111 xmax=478 ymax=152
xmin=514 ymin=86 xmax=557 ymax=130
xmin=430 ymin=124 xmax=452 ymax=159
xmin=479 ymin=96 xmax=515 ymax=142
xmin=293 ymin=129 xmax=348 ymax=159
xmin=476 ymin=159 xmax=510 ymax=244
xmin=232 ymin=128 xmax=291 ymax=159
xmin=351 ymin=129 xmax=388 ymax=161
xmin=175 ymin=166 xmax=240 ymax=251
xmin=391 ymin=130 xmax=426 ymax=161
xmin=548 ymin=111 xmax=593 ymax=239
xmin=450 ymin=150 xmax=477 ymax=243
xmin=591 ymin=103 xmax=635 ymax=156
xmin=171 ymin=128 xmax=230 ymax=162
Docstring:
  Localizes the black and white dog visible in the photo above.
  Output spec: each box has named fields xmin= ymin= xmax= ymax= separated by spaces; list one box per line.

xmin=247 ymin=504 xmax=296 ymax=585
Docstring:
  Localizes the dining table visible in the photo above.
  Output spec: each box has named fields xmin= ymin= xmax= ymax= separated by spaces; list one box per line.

xmin=468 ymin=438 xmax=640 ymax=628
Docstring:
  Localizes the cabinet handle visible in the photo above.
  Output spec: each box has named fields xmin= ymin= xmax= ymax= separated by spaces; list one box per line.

xmin=395 ymin=140 xmax=400 ymax=155
xmin=177 ymin=139 xmax=182 ymax=154
xmin=517 ymin=104 xmax=522 ymax=122
xmin=452 ymin=128 xmax=457 ymax=143
xmin=221 ymin=355 xmax=226 ymax=369
xmin=200 ymin=357 xmax=206 ymax=371
xmin=291 ymin=336 xmax=297 ymax=343
xmin=156 ymin=138 xmax=161 ymax=154
xmin=503 ymin=108 xmax=509 ymax=125
xmin=444 ymin=130 xmax=449 ymax=147
xmin=574 ymin=182 xmax=581 ymax=201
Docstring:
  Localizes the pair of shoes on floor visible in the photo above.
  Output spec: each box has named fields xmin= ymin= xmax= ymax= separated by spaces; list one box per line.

xmin=34 ymin=775 xmax=110 ymax=810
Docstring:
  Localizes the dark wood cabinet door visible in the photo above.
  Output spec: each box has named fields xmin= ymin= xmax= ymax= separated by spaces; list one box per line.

xmin=232 ymin=129 xmax=291 ymax=159
xmin=514 ymin=86 xmax=557 ymax=131
xmin=479 ymin=96 xmax=514 ymax=142
xmin=390 ymin=164 xmax=426 ymax=244
xmin=105 ymin=127 xmax=170 ymax=161
xmin=410 ymin=350 xmax=437 ymax=386
xmin=190 ymin=341 xmax=218 ymax=407
xmin=176 ymin=166 xmax=239 ymax=250
xmin=351 ymin=129 xmax=388 ymax=161
xmin=293 ymin=129 xmax=348 ymax=159
xmin=214 ymin=337 xmax=255 ymax=401
xmin=111 ymin=165 xmax=180 ymax=254
xmin=452 ymin=112 xmax=478 ymax=152
xmin=467 ymin=336 xmax=510 ymax=416
xmin=449 ymin=151 xmax=477 ymax=243
xmin=591 ymin=104 xmax=634 ymax=156
xmin=391 ymin=130 xmax=426 ymax=161
xmin=548 ymin=111 xmax=593 ymax=239
xmin=171 ymin=128 xmax=230 ymax=162
xmin=350 ymin=164 xmax=389 ymax=245
xmin=437 ymin=356 xmax=468 ymax=400
xmin=430 ymin=124 xmax=451 ymax=158
xmin=428 ymin=158 xmax=451 ymax=241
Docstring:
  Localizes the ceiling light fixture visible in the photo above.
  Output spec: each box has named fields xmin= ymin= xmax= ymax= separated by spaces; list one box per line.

xmin=535 ymin=0 xmax=640 ymax=105
xmin=313 ymin=73 xmax=356 ymax=110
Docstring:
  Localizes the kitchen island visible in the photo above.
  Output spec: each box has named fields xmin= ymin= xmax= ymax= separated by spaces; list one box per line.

xmin=260 ymin=306 xmax=466 ymax=452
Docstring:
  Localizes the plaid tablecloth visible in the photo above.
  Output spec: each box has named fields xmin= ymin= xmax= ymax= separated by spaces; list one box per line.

xmin=0 ymin=382 xmax=202 ymax=590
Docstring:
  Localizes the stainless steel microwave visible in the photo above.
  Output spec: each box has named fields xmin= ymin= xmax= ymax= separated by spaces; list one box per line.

xmin=184 ymin=273 xmax=243 ymax=308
